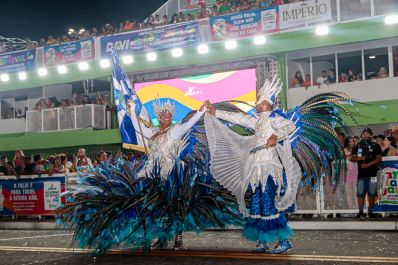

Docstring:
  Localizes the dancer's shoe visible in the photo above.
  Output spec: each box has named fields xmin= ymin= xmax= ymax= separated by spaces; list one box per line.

xmin=268 ymin=239 xmax=293 ymax=254
xmin=252 ymin=241 xmax=271 ymax=253
xmin=152 ymin=238 xmax=168 ymax=250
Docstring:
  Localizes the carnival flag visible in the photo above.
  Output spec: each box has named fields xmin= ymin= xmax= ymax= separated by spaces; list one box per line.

xmin=111 ymin=49 xmax=151 ymax=151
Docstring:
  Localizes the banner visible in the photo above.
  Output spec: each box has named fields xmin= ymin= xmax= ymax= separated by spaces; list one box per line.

xmin=44 ymin=38 xmax=95 ymax=66
xmin=0 ymin=176 xmax=65 ymax=216
xmin=0 ymin=49 xmax=37 ymax=74
xmin=279 ymin=0 xmax=332 ymax=30
xmin=100 ymin=22 xmax=200 ymax=56
xmin=379 ymin=167 xmax=398 ymax=206
xmin=209 ymin=8 xmax=278 ymax=41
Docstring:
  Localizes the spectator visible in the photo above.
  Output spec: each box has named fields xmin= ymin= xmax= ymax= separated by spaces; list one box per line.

xmin=170 ymin=13 xmax=180 ymax=24
xmin=231 ymin=3 xmax=239 ymax=13
xmin=353 ymin=136 xmax=360 ymax=146
xmin=351 ymin=128 xmax=382 ymax=220
xmin=153 ymin=14 xmax=162 ymax=25
xmin=198 ymin=6 xmax=208 ymax=19
xmin=61 ymin=35 xmax=70 ymax=43
xmin=46 ymin=35 xmax=57 ymax=46
xmin=74 ymin=148 xmax=93 ymax=171
xmin=97 ymin=151 xmax=109 ymax=165
xmin=375 ymin=135 xmax=385 ymax=148
xmin=339 ymin=72 xmax=348 ymax=82
xmin=33 ymin=154 xmax=50 ymax=174
xmin=291 ymin=71 xmax=304 ymax=88
xmin=123 ymin=20 xmax=134 ymax=31
xmin=179 ymin=12 xmax=186 ymax=22
xmin=316 ymin=71 xmax=328 ymax=87
xmin=22 ymin=157 xmax=35 ymax=175
xmin=240 ymin=0 xmax=251 ymax=11
xmin=382 ymin=136 xmax=398 ymax=156
xmin=0 ymin=155 xmax=9 ymax=176
xmin=162 ymin=15 xmax=169 ymax=25
xmin=377 ymin=66 xmax=389 ymax=79
xmin=13 ymin=150 xmax=25 ymax=176
xmin=211 ymin=5 xmax=219 ymax=16
xmin=327 ymin=69 xmax=336 ymax=84
xmin=337 ymin=132 xmax=346 ymax=146
xmin=50 ymin=155 xmax=68 ymax=175
xmin=218 ymin=0 xmax=232 ymax=14
xmin=91 ymin=27 xmax=98 ymax=37
xmin=145 ymin=17 xmax=155 ymax=28
xmin=344 ymin=136 xmax=358 ymax=210
xmin=303 ymin=74 xmax=312 ymax=88
xmin=347 ymin=69 xmax=358 ymax=81
xmin=187 ymin=13 xmax=196 ymax=21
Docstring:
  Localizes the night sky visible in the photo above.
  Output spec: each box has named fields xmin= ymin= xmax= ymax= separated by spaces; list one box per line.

xmin=0 ymin=0 xmax=166 ymax=40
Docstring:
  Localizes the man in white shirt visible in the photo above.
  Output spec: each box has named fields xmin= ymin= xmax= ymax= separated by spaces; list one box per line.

xmin=316 ymin=70 xmax=328 ymax=87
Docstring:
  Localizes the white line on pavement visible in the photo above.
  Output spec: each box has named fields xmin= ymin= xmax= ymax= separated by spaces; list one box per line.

xmin=0 ymin=233 xmax=72 ymax=241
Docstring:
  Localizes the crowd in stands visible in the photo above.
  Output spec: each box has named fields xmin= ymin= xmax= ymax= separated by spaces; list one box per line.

xmin=34 ymin=93 xmax=110 ymax=112
xmin=2 ymin=0 xmax=298 ymax=54
xmin=0 ymin=148 xmax=140 ymax=177
xmin=291 ymin=66 xmax=389 ymax=88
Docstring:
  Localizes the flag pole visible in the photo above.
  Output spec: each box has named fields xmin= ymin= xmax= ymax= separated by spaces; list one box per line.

xmin=129 ymin=99 xmax=149 ymax=154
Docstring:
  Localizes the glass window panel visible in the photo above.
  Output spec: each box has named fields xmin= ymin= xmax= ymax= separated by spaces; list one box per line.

xmin=312 ymin=54 xmax=336 ymax=86
xmin=393 ymin=46 xmax=398 ymax=77
xmin=337 ymin=51 xmax=362 ymax=82
xmin=364 ymin=47 xmax=389 ymax=80
xmin=374 ymin=0 xmax=398 ymax=16
xmin=340 ymin=0 xmax=371 ymax=21
xmin=287 ymin=57 xmax=311 ymax=88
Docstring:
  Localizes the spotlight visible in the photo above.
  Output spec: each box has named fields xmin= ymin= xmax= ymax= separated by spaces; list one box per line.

xmin=197 ymin=44 xmax=209 ymax=54
xmin=122 ymin=55 xmax=134 ymax=64
xmin=315 ymin=25 xmax=329 ymax=36
xmin=147 ymin=52 xmax=157 ymax=62
xmin=38 ymin=68 xmax=48 ymax=76
xmin=171 ymin=48 xmax=183 ymax=57
xmin=253 ymin=35 xmax=266 ymax=45
xmin=0 ymin=73 xmax=10 ymax=82
xmin=368 ymin=55 xmax=376 ymax=59
xmin=100 ymin=59 xmax=110 ymax=68
xmin=385 ymin=14 xmax=398 ymax=25
xmin=78 ymin=61 xmax=89 ymax=70
xmin=18 ymin=72 xmax=27 ymax=80
xmin=57 ymin=65 xmax=68 ymax=74
xmin=224 ymin=39 xmax=237 ymax=50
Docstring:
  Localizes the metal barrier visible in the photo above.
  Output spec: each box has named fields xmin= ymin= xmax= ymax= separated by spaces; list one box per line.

xmin=26 ymin=104 xmax=106 ymax=132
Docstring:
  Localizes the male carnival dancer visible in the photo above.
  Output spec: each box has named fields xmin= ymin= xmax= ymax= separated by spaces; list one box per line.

xmin=204 ymin=77 xmax=300 ymax=253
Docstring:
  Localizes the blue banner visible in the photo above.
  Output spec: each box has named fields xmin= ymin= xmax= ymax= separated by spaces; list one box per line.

xmin=44 ymin=38 xmax=95 ymax=66
xmin=0 ymin=49 xmax=37 ymax=74
xmin=101 ymin=22 xmax=200 ymax=56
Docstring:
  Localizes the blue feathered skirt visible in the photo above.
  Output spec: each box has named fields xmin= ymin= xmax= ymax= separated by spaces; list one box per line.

xmin=243 ymin=176 xmax=293 ymax=243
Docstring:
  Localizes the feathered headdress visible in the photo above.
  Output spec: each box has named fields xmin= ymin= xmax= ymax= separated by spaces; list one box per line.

xmin=152 ymin=98 xmax=175 ymax=119
xmin=257 ymin=76 xmax=283 ymax=105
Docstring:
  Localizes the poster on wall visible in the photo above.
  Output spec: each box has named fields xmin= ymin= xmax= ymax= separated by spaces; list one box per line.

xmin=135 ymin=68 xmax=256 ymax=125
xmin=100 ymin=22 xmax=200 ymax=56
xmin=209 ymin=8 xmax=278 ymax=41
xmin=0 ymin=176 xmax=65 ymax=216
xmin=378 ymin=167 xmax=398 ymax=205
xmin=279 ymin=0 xmax=332 ymax=29
xmin=0 ymin=49 xmax=37 ymax=74
xmin=44 ymin=38 xmax=95 ymax=66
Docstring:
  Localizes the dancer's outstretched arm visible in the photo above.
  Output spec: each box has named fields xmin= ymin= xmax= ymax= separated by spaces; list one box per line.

xmin=271 ymin=116 xmax=296 ymax=141
xmin=206 ymin=101 xmax=256 ymax=129
xmin=170 ymin=104 xmax=207 ymax=140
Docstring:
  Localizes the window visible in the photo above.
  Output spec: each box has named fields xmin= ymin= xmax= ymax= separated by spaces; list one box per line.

xmin=337 ymin=51 xmax=362 ymax=82
xmin=374 ymin=0 xmax=398 ymax=16
xmin=364 ymin=47 xmax=389 ymax=80
xmin=287 ymin=57 xmax=311 ymax=88
xmin=340 ymin=0 xmax=371 ymax=21
xmin=0 ymin=98 xmax=15 ymax=119
xmin=393 ymin=46 xmax=398 ymax=77
xmin=312 ymin=54 xmax=336 ymax=86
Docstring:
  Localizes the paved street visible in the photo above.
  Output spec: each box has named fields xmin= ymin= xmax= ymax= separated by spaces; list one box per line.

xmin=0 ymin=229 xmax=397 ymax=264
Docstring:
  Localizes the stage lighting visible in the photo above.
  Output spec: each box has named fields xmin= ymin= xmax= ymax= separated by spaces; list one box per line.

xmin=224 ymin=39 xmax=237 ymax=50
xmin=197 ymin=44 xmax=209 ymax=54
xmin=100 ymin=59 xmax=110 ymax=68
xmin=147 ymin=52 xmax=157 ymax=62
xmin=315 ymin=25 xmax=329 ymax=36
xmin=0 ymin=73 xmax=9 ymax=82
xmin=38 ymin=68 xmax=48 ymax=76
xmin=253 ymin=35 xmax=267 ymax=45
xmin=57 ymin=65 xmax=68 ymax=74
xmin=385 ymin=14 xmax=398 ymax=25
xmin=171 ymin=48 xmax=183 ymax=57
xmin=78 ymin=61 xmax=89 ymax=70
xmin=122 ymin=55 xmax=134 ymax=64
xmin=18 ymin=72 xmax=27 ymax=80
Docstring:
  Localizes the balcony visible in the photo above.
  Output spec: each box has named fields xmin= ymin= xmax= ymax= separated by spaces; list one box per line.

xmin=26 ymin=104 xmax=107 ymax=133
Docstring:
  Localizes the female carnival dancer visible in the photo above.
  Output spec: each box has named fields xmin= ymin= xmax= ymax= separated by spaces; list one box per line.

xmin=204 ymin=77 xmax=355 ymax=253
xmin=57 ymin=51 xmax=241 ymax=254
